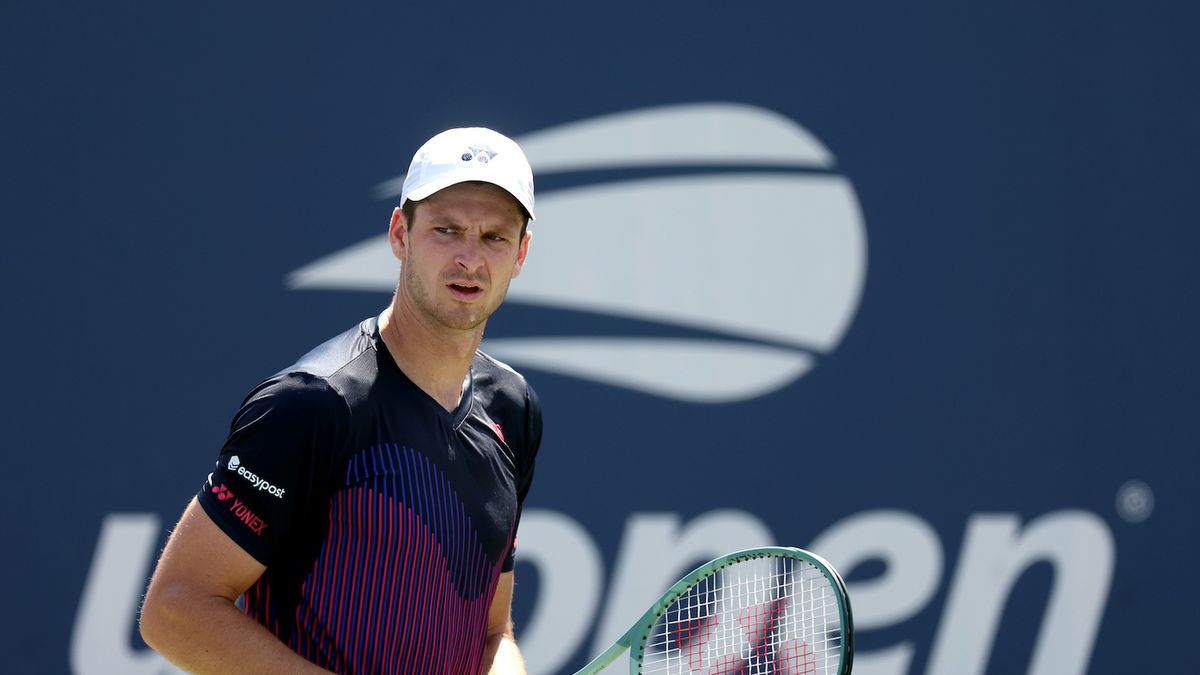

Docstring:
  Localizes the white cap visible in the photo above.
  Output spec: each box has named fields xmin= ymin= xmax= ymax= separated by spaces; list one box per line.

xmin=400 ymin=127 xmax=536 ymax=220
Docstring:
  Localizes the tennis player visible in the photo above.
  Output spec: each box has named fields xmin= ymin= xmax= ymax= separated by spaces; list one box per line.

xmin=139 ymin=127 xmax=543 ymax=674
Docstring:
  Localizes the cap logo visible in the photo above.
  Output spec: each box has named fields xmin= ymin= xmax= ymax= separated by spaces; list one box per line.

xmin=463 ymin=145 xmax=497 ymax=164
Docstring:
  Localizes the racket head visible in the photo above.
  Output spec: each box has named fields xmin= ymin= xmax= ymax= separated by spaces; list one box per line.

xmin=628 ymin=546 xmax=853 ymax=675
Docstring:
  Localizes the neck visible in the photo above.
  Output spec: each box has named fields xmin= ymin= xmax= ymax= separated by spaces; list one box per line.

xmin=378 ymin=298 xmax=482 ymax=412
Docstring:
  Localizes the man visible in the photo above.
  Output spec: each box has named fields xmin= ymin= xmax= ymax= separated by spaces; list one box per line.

xmin=140 ymin=127 xmax=542 ymax=674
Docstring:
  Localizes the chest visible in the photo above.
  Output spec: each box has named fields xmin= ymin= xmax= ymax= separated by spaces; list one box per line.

xmin=333 ymin=409 xmax=519 ymax=577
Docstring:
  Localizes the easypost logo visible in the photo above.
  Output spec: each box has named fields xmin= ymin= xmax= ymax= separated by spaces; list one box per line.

xmin=228 ymin=454 xmax=286 ymax=499
xmin=287 ymin=103 xmax=868 ymax=403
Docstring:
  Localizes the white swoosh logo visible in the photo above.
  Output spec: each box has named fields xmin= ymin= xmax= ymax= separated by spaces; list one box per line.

xmin=287 ymin=103 xmax=867 ymax=403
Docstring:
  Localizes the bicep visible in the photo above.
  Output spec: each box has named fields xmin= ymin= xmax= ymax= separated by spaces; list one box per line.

xmin=147 ymin=497 xmax=266 ymax=605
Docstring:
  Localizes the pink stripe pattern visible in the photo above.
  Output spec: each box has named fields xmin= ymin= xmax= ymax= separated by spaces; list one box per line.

xmin=243 ymin=443 xmax=508 ymax=674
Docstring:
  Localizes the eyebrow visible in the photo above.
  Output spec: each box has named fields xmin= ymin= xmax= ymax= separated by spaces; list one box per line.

xmin=415 ymin=200 xmax=523 ymax=232
xmin=424 ymin=213 xmax=522 ymax=232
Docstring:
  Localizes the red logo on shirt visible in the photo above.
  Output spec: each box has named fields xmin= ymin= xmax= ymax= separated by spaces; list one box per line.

xmin=229 ymin=498 xmax=268 ymax=536
xmin=491 ymin=422 xmax=506 ymax=443
xmin=211 ymin=484 xmax=268 ymax=535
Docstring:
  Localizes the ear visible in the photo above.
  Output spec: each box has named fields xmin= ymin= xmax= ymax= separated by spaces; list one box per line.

xmin=388 ymin=207 xmax=408 ymax=262
xmin=510 ymin=229 xmax=532 ymax=279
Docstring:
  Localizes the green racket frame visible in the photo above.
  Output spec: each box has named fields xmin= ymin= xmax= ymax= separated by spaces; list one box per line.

xmin=572 ymin=546 xmax=854 ymax=674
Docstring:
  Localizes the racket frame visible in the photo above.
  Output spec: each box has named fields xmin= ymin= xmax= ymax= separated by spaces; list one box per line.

xmin=573 ymin=546 xmax=854 ymax=675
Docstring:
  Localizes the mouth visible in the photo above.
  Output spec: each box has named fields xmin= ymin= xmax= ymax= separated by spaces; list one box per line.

xmin=446 ymin=282 xmax=484 ymax=301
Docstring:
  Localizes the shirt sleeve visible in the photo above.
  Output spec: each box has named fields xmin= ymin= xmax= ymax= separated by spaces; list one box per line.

xmin=197 ymin=372 xmax=349 ymax=566
xmin=502 ymin=381 xmax=543 ymax=572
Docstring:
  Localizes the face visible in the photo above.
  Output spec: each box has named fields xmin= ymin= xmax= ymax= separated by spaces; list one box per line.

xmin=390 ymin=182 xmax=531 ymax=333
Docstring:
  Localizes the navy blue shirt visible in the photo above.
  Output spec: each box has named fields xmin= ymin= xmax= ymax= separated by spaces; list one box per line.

xmin=197 ymin=316 xmax=542 ymax=674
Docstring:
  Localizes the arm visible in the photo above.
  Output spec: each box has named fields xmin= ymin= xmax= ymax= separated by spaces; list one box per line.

xmin=139 ymin=498 xmax=333 ymax=675
xmin=481 ymin=571 xmax=526 ymax=675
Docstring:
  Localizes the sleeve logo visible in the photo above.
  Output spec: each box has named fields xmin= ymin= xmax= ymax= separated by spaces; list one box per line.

xmin=226 ymin=454 xmax=286 ymax=499
xmin=210 ymin=483 xmax=268 ymax=536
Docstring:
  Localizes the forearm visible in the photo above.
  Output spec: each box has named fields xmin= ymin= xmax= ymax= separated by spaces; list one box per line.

xmin=482 ymin=631 xmax=526 ymax=675
xmin=140 ymin=590 xmax=332 ymax=675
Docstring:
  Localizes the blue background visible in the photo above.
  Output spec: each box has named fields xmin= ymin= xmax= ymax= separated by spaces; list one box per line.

xmin=2 ymin=2 xmax=1197 ymax=673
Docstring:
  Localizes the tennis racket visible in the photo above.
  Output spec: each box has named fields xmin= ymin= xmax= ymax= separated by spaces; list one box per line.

xmin=573 ymin=546 xmax=853 ymax=675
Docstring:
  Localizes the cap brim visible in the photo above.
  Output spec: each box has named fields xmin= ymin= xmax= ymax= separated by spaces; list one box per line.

xmin=405 ymin=169 xmax=535 ymax=220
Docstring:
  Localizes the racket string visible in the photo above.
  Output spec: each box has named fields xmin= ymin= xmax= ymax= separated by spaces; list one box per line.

xmin=641 ymin=558 xmax=842 ymax=674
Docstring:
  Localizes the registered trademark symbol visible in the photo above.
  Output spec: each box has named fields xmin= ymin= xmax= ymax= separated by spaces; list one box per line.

xmin=1115 ymin=480 xmax=1154 ymax=523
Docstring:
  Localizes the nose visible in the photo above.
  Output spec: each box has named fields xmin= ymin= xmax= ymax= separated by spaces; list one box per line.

xmin=454 ymin=237 xmax=485 ymax=273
